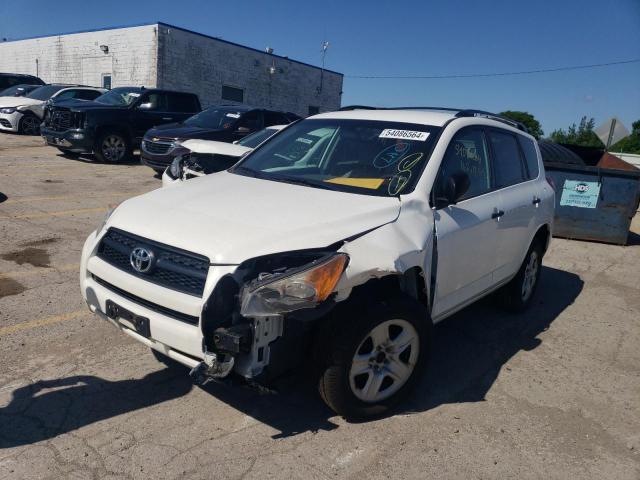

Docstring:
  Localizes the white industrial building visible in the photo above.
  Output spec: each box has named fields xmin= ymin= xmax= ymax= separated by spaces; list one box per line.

xmin=0 ymin=22 xmax=343 ymax=117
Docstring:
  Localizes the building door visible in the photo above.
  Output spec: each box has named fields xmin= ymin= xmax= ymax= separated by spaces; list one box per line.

xmin=81 ymin=56 xmax=113 ymax=89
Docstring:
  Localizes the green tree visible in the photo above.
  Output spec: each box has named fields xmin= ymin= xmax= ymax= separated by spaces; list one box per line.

xmin=610 ymin=120 xmax=640 ymax=154
xmin=498 ymin=111 xmax=544 ymax=139
xmin=549 ymin=116 xmax=602 ymax=147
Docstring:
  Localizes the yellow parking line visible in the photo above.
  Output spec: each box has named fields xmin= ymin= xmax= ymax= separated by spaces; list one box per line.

xmin=3 ymin=191 xmax=146 ymax=205
xmin=2 ymin=207 xmax=107 ymax=220
xmin=0 ymin=263 xmax=79 ymax=279
xmin=0 ymin=309 xmax=87 ymax=336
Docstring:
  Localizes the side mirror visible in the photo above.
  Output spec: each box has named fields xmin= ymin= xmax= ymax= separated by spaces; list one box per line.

xmin=138 ymin=102 xmax=153 ymax=110
xmin=435 ymin=171 xmax=471 ymax=208
xmin=235 ymin=126 xmax=250 ymax=135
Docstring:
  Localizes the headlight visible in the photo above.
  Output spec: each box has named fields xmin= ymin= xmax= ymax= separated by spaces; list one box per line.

xmin=0 ymin=107 xmax=16 ymax=114
xmin=240 ymin=253 xmax=348 ymax=317
xmin=96 ymin=203 xmax=120 ymax=234
xmin=169 ymin=155 xmax=184 ymax=178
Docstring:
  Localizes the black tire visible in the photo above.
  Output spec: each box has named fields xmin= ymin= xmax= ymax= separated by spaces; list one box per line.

xmin=56 ymin=148 xmax=80 ymax=158
xmin=151 ymin=348 xmax=186 ymax=371
xmin=318 ymin=295 xmax=431 ymax=420
xmin=498 ymin=240 xmax=543 ymax=312
xmin=18 ymin=113 xmax=41 ymax=135
xmin=94 ymin=131 xmax=131 ymax=163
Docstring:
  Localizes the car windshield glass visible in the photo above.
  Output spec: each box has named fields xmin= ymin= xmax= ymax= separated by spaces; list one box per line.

xmin=237 ymin=127 xmax=280 ymax=148
xmin=232 ymin=119 xmax=441 ymax=197
xmin=184 ymin=107 xmax=244 ymax=129
xmin=25 ymin=85 xmax=66 ymax=101
xmin=0 ymin=84 xmax=37 ymax=97
xmin=95 ymin=87 xmax=144 ymax=106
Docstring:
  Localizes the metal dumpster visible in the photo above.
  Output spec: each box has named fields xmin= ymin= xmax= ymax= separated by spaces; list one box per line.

xmin=545 ymin=162 xmax=640 ymax=245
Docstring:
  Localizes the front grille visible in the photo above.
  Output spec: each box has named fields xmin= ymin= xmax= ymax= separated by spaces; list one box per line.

xmin=143 ymin=140 xmax=173 ymax=155
xmin=45 ymin=108 xmax=82 ymax=131
xmin=0 ymin=119 xmax=11 ymax=128
xmin=92 ymin=275 xmax=200 ymax=325
xmin=97 ymin=228 xmax=209 ymax=297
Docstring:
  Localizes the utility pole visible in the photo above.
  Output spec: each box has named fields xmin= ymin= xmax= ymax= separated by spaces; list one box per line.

xmin=318 ymin=41 xmax=329 ymax=95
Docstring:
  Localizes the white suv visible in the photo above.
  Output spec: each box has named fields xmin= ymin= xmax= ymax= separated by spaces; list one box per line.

xmin=80 ymin=107 xmax=554 ymax=419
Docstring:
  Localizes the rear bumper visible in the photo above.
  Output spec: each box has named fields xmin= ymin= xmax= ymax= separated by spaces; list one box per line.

xmin=41 ymin=126 xmax=94 ymax=152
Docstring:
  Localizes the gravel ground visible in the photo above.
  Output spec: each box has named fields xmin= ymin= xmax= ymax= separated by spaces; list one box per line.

xmin=0 ymin=134 xmax=639 ymax=480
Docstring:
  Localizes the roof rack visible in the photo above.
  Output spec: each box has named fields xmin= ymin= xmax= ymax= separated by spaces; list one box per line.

xmin=338 ymin=105 xmax=529 ymax=133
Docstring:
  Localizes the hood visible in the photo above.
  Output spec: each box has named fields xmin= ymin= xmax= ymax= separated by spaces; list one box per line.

xmin=146 ymin=123 xmax=227 ymax=141
xmin=107 ymin=171 xmax=400 ymax=264
xmin=181 ymin=139 xmax=251 ymax=157
xmin=0 ymin=96 xmax=43 ymax=108
xmin=51 ymin=99 xmax=125 ymax=111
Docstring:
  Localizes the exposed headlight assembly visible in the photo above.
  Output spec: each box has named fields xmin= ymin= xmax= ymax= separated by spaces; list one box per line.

xmin=0 ymin=107 xmax=17 ymax=114
xmin=169 ymin=154 xmax=185 ymax=178
xmin=240 ymin=253 xmax=348 ymax=317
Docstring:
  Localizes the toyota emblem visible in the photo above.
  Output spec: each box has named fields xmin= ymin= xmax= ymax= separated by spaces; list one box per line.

xmin=130 ymin=247 xmax=155 ymax=273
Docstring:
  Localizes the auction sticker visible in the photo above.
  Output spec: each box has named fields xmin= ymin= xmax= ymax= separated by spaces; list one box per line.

xmin=559 ymin=180 xmax=601 ymax=209
xmin=379 ymin=129 xmax=430 ymax=141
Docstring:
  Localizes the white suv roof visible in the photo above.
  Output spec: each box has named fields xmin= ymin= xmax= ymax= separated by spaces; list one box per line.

xmin=312 ymin=106 xmax=528 ymax=132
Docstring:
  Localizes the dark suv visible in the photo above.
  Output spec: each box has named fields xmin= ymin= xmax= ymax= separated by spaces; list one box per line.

xmin=0 ymin=73 xmax=45 ymax=91
xmin=140 ymin=105 xmax=298 ymax=172
xmin=40 ymin=87 xmax=201 ymax=162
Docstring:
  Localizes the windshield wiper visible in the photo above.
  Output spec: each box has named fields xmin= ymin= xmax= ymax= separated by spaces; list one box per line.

xmin=268 ymin=175 xmax=339 ymax=191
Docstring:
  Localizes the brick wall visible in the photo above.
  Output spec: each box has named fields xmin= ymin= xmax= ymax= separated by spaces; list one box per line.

xmin=156 ymin=25 xmax=343 ymax=116
xmin=0 ymin=25 xmax=158 ymax=89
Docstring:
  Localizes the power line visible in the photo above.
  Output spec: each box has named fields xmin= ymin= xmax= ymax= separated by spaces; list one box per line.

xmin=346 ymin=58 xmax=640 ymax=79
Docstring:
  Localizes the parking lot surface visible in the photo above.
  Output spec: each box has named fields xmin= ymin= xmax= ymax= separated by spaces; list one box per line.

xmin=1 ymin=135 xmax=639 ymax=479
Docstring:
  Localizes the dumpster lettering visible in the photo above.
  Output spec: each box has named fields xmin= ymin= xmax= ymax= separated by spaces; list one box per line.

xmin=559 ymin=180 xmax=601 ymax=209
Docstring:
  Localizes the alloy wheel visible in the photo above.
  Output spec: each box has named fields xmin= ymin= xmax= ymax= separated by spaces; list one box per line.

xmin=21 ymin=116 xmax=40 ymax=135
xmin=349 ymin=319 xmax=419 ymax=403
xmin=101 ymin=135 xmax=126 ymax=162
xmin=521 ymin=250 xmax=539 ymax=301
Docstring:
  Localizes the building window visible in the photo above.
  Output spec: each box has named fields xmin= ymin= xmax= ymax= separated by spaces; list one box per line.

xmin=308 ymin=106 xmax=320 ymax=116
xmin=102 ymin=74 xmax=112 ymax=90
xmin=222 ymin=85 xmax=244 ymax=103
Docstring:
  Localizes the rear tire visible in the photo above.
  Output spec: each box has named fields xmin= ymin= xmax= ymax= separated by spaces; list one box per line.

xmin=18 ymin=113 xmax=41 ymax=135
xmin=95 ymin=131 xmax=130 ymax=163
xmin=498 ymin=241 xmax=543 ymax=312
xmin=318 ymin=295 xmax=431 ymax=420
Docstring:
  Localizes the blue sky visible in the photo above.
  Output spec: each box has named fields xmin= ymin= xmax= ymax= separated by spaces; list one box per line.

xmin=1 ymin=0 xmax=638 ymax=134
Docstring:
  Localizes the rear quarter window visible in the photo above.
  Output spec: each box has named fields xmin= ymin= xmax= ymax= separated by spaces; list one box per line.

xmin=488 ymin=130 xmax=526 ymax=188
xmin=168 ymin=93 xmax=200 ymax=113
xmin=518 ymin=135 xmax=540 ymax=179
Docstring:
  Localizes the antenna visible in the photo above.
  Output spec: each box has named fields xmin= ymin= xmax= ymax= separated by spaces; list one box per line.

xmin=317 ymin=41 xmax=330 ymax=95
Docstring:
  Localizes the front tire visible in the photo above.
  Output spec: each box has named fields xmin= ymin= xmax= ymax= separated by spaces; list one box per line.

xmin=318 ymin=295 xmax=431 ymax=420
xmin=95 ymin=131 xmax=130 ymax=163
xmin=499 ymin=241 xmax=543 ymax=312
xmin=19 ymin=113 xmax=41 ymax=135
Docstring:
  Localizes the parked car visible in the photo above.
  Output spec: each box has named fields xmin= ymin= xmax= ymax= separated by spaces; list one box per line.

xmin=0 ymin=72 xmax=44 ymax=91
xmin=0 ymin=84 xmax=40 ymax=97
xmin=141 ymin=105 xmax=298 ymax=173
xmin=80 ymin=107 xmax=554 ymax=419
xmin=41 ymin=87 xmax=201 ymax=162
xmin=162 ymin=125 xmax=286 ymax=186
xmin=0 ymin=84 xmax=106 ymax=135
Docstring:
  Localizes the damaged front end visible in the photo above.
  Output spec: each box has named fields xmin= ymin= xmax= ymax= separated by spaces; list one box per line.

xmin=190 ymin=250 xmax=348 ymax=386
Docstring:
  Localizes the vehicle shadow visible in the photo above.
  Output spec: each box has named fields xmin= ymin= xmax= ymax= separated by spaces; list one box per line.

xmin=0 ymin=266 xmax=582 ymax=447
xmin=55 ymin=151 xmax=142 ymax=166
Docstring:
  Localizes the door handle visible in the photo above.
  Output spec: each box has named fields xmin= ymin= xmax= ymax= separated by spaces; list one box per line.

xmin=491 ymin=210 xmax=505 ymax=219
xmin=532 ymin=197 xmax=541 ymax=205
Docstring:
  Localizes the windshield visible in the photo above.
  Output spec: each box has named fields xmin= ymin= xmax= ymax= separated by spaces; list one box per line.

xmin=95 ymin=87 xmax=143 ymax=106
xmin=0 ymin=84 xmax=38 ymax=97
xmin=237 ymin=127 xmax=280 ymax=148
xmin=184 ymin=107 xmax=244 ymax=129
xmin=26 ymin=85 xmax=66 ymax=101
xmin=232 ymin=119 xmax=441 ymax=197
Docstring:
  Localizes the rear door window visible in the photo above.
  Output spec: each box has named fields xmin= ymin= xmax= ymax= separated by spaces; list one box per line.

xmin=517 ymin=135 xmax=540 ymax=179
xmin=437 ymin=128 xmax=492 ymax=201
xmin=264 ymin=111 xmax=290 ymax=126
xmin=488 ymin=130 xmax=526 ymax=188
xmin=168 ymin=93 xmax=200 ymax=113
xmin=140 ymin=93 xmax=170 ymax=112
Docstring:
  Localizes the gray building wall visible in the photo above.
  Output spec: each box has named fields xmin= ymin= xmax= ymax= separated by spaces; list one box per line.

xmin=0 ymin=23 xmax=343 ymax=117
xmin=156 ymin=24 xmax=343 ymax=116
xmin=0 ymin=25 xmax=158 ymax=89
